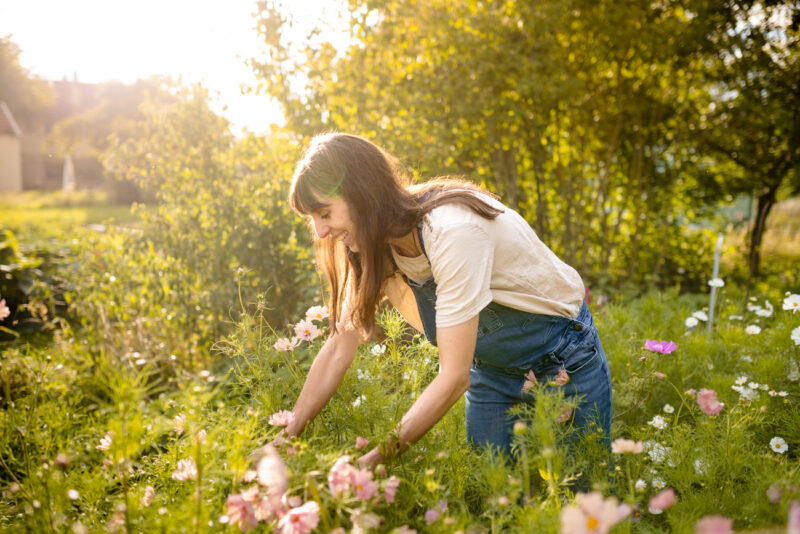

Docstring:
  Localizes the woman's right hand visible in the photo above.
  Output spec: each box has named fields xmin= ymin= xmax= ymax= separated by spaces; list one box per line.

xmin=248 ymin=429 xmax=289 ymax=461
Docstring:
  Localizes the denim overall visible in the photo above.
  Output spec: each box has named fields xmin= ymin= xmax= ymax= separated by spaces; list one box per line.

xmin=406 ymin=226 xmax=612 ymax=456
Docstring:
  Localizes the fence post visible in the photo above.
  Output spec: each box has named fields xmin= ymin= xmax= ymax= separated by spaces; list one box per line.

xmin=708 ymin=233 xmax=724 ymax=332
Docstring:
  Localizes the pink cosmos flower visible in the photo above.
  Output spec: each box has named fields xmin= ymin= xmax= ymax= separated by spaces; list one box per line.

xmin=174 ymin=413 xmax=186 ymax=436
xmin=294 ymin=319 xmax=322 ymax=342
xmin=557 ymin=406 xmax=574 ymax=423
xmin=766 ymin=483 xmax=782 ymax=504
xmin=552 ymin=368 xmax=570 ymax=386
xmin=560 ymin=491 xmax=632 ymax=534
xmin=277 ymin=501 xmax=320 ymax=534
xmin=171 ymin=457 xmax=198 ymax=481
xmin=611 ymin=438 xmax=644 ymax=454
xmin=0 ymin=298 xmax=10 ymax=321
xmin=355 ymin=436 xmax=368 ymax=449
xmin=269 ymin=410 xmax=295 ymax=427
xmin=522 ymin=370 xmax=538 ymax=392
xmin=648 ymin=488 xmax=677 ymax=513
xmin=96 ymin=432 xmax=113 ymax=451
xmin=694 ymin=515 xmax=733 ymax=534
xmin=350 ymin=509 xmax=382 ymax=533
xmin=424 ymin=508 xmax=440 ymax=525
xmin=328 ymin=456 xmax=358 ymax=497
xmin=697 ymin=388 xmax=724 ymax=416
xmin=644 ymin=340 xmax=677 ymax=354
xmin=140 ymin=486 xmax=155 ymax=508
xmin=226 ymin=493 xmax=258 ymax=532
xmin=685 ymin=388 xmax=697 ymax=397
xmin=790 ymin=501 xmax=800 ymax=534
xmin=654 ymin=372 xmax=666 ymax=380
xmin=394 ymin=526 xmax=417 ymax=534
xmin=351 ymin=467 xmax=379 ymax=501
xmin=256 ymin=444 xmax=289 ymax=513
xmin=384 ymin=476 xmax=401 ymax=504
xmin=424 ymin=499 xmax=449 ymax=525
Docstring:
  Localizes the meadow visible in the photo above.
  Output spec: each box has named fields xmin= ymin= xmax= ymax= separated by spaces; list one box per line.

xmin=1 ymin=192 xmax=799 ymax=534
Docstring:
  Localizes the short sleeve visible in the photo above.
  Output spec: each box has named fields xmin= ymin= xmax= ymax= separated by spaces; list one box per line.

xmin=425 ymin=222 xmax=494 ymax=328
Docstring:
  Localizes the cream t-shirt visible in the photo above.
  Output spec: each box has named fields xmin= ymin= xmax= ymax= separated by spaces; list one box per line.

xmin=389 ymin=194 xmax=585 ymax=329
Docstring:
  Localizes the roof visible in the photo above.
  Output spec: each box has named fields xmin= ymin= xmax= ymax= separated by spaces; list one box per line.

xmin=0 ymin=102 xmax=22 ymax=137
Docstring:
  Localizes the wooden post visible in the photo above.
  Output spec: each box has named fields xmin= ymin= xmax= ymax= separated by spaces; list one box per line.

xmin=708 ymin=233 xmax=724 ymax=332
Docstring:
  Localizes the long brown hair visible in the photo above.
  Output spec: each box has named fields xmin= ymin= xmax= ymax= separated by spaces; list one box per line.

xmin=289 ymin=133 xmax=503 ymax=334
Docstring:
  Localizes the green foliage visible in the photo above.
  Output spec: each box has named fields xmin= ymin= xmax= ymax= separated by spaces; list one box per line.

xmin=249 ymin=0 xmax=799 ymax=288
xmin=102 ymin=83 xmax=318 ymax=332
xmin=0 ymin=228 xmax=71 ymax=340
xmin=3 ymin=286 xmax=800 ymax=532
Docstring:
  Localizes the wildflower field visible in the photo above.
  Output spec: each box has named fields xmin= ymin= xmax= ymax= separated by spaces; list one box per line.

xmin=1 ymin=194 xmax=800 ymax=534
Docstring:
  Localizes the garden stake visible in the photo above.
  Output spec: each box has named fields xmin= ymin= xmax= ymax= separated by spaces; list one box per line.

xmin=708 ymin=233 xmax=724 ymax=332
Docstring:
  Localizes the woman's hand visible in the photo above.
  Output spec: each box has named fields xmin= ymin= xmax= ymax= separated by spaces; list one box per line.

xmin=357 ymin=447 xmax=385 ymax=469
xmin=247 ymin=429 xmax=286 ymax=460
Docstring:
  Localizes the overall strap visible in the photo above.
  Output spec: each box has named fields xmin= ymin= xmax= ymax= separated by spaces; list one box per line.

xmin=416 ymin=222 xmax=429 ymax=260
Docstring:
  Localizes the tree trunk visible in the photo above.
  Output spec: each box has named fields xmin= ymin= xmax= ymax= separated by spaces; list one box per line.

xmin=748 ymin=185 xmax=778 ymax=278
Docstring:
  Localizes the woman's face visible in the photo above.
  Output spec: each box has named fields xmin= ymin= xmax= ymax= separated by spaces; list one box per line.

xmin=309 ymin=197 xmax=358 ymax=252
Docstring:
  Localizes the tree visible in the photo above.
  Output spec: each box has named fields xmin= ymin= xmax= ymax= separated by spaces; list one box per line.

xmin=249 ymin=0 xmax=729 ymax=288
xmin=690 ymin=1 xmax=800 ymax=278
xmin=0 ymin=35 xmax=52 ymax=125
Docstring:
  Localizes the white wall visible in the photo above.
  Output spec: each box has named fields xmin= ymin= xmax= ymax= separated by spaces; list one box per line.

xmin=0 ymin=136 xmax=23 ymax=192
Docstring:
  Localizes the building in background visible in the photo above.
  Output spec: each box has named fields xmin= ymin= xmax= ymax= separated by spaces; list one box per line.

xmin=0 ymin=75 xmax=98 ymax=192
xmin=0 ymin=102 xmax=23 ymax=192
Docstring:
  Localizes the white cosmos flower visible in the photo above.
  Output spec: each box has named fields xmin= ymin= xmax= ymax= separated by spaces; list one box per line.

xmin=305 ymin=305 xmax=329 ymax=322
xmin=635 ymin=479 xmax=647 ymax=491
xmin=748 ymin=382 xmax=760 ymax=389
xmin=740 ymin=355 xmax=753 ymax=363
xmin=769 ymin=437 xmax=788 ymax=454
xmin=738 ymin=387 xmax=758 ymax=402
xmin=694 ymin=459 xmax=708 ymax=475
xmin=692 ymin=311 xmax=709 ymax=321
xmin=747 ymin=303 xmax=763 ymax=313
xmin=782 ymin=294 xmax=800 ymax=313
xmin=652 ymin=478 xmax=666 ymax=489
xmin=755 ymin=300 xmax=773 ymax=317
xmin=644 ymin=442 xmax=672 ymax=465
xmin=352 ymin=395 xmax=366 ymax=407
xmin=745 ymin=325 xmax=761 ymax=335
xmin=370 ymin=344 xmax=386 ymax=356
xmin=663 ymin=404 xmax=674 ymax=414
xmin=685 ymin=317 xmax=699 ymax=328
xmin=648 ymin=415 xmax=668 ymax=429
xmin=729 ymin=315 xmax=744 ymax=321
xmin=735 ymin=376 xmax=748 ymax=385
xmin=274 ymin=337 xmax=300 ymax=352
xmin=778 ymin=391 xmax=788 ymax=397
xmin=791 ymin=326 xmax=800 ymax=346
xmin=788 ymin=362 xmax=800 ymax=382
xmin=708 ymin=278 xmax=725 ymax=288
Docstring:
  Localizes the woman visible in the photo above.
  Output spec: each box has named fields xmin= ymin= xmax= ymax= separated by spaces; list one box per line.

xmin=280 ymin=132 xmax=611 ymax=467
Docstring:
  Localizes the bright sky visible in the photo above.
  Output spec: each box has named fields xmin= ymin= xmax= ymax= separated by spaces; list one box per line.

xmin=0 ymin=0 xmax=349 ymax=135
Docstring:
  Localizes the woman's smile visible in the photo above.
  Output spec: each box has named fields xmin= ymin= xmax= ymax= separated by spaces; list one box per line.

xmin=310 ymin=197 xmax=358 ymax=251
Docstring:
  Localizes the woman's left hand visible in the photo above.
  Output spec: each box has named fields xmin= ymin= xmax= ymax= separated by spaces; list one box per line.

xmin=357 ymin=447 xmax=384 ymax=469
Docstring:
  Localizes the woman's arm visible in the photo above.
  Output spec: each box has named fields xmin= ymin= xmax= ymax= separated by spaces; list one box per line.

xmin=284 ymin=324 xmax=362 ymax=437
xmin=358 ymin=314 xmax=478 ymax=466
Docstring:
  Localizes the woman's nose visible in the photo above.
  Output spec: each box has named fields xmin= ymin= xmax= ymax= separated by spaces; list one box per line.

xmin=312 ymin=217 xmax=329 ymax=239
